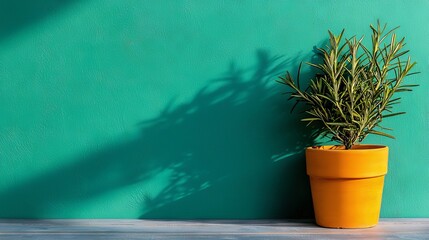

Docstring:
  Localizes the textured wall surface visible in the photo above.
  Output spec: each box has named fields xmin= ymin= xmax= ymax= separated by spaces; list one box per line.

xmin=0 ymin=0 xmax=428 ymax=218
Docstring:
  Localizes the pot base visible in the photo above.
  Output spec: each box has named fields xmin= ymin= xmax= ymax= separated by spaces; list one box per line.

xmin=311 ymin=175 xmax=385 ymax=229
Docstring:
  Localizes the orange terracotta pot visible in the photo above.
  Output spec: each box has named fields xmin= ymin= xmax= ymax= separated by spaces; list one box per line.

xmin=306 ymin=145 xmax=389 ymax=228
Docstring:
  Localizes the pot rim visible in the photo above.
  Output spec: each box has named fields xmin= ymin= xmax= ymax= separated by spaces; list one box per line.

xmin=306 ymin=144 xmax=388 ymax=152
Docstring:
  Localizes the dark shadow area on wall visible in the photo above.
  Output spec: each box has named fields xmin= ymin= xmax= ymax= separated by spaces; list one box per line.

xmin=139 ymin=50 xmax=317 ymax=219
xmin=0 ymin=0 xmax=78 ymax=41
xmin=0 ymin=50 xmax=317 ymax=219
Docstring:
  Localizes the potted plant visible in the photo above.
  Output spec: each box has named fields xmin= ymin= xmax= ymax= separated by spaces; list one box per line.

xmin=279 ymin=21 xmax=419 ymax=228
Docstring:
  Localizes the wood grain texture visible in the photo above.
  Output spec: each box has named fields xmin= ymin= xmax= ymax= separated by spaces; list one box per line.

xmin=0 ymin=219 xmax=428 ymax=239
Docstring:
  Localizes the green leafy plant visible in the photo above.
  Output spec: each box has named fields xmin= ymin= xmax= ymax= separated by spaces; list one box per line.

xmin=279 ymin=21 xmax=419 ymax=149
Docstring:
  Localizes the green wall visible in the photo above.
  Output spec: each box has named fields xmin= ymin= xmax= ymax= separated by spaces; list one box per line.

xmin=0 ymin=0 xmax=428 ymax=218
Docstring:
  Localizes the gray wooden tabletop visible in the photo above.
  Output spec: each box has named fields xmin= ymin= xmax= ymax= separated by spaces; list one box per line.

xmin=0 ymin=219 xmax=428 ymax=239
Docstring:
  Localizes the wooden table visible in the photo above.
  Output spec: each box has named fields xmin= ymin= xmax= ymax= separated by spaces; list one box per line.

xmin=0 ymin=219 xmax=427 ymax=239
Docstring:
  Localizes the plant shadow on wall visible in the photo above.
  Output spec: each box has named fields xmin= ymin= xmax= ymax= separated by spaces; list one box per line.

xmin=0 ymin=50 xmax=316 ymax=218
xmin=138 ymin=49 xmax=317 ymax=218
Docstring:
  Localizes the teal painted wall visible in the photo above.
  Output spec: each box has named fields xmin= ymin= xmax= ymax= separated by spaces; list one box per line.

xmin=0 ymin=0 xmax=427 ymax=218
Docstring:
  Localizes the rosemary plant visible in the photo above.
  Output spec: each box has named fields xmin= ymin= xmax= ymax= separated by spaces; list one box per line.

xmin=279 ymin=22 xmax=419 ymax=149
